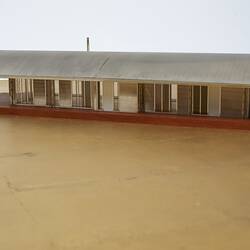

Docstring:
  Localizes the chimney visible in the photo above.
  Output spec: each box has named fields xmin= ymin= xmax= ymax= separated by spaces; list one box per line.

xmin=86 ymin=37 xmax=90 ymax=52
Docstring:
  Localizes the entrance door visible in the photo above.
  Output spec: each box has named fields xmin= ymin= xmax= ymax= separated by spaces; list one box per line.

xmin=138 ymin=84 xmax=154 ymax=112
xmin=33 ymin=79 xmax=46 ymax=106
xmin=177 ymin=85 xmax=192 ymax=115
xmin=59 ymin=80 xmax=72 ymax=107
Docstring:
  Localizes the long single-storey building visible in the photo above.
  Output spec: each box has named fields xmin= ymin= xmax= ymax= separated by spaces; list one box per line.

xmin=0 ymin=50 xmax=250 ymax=129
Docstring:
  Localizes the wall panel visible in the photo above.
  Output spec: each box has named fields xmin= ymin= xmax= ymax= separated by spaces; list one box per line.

xmin=119 ymin=83 xmax=138 ymax=113
xmin=221 ymin=87 xmax=245 ymax=118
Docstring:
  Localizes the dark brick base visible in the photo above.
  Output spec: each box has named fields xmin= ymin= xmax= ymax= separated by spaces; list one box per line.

xmin=0 ymin=105 xmax=250 ymax=130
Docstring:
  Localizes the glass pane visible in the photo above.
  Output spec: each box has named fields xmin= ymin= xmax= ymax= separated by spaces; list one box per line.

xmin=15 ymin=79 xmax=21 ymax=104
xmin=138 ymin=84 xmax=144 ymax=112
xmin=144 ymin=84 xmax=154 ymax=112
xmin=46 ymin=80 xmax=55 ymax=106
xmin=54 ymin=80 xmax=59 ymax=106
xmin=27 ymin=80 xmax=33 ymax=104
xmin=84 ymin=81 xmax=91 ymax=108
xmin=193 ymin=86 xmax=200 ymax=114
xmin=155 ymin=84 xmax=161 ymax=112
xmin=201 ymin=86 xmax=208 ymax=114
xmin=98 ymin=81 xmax=103 ymax=109
xmin=72 ymin=81 xmax=83 ymax=107
xmin=163 ymin=84 xmax=170 ymax=112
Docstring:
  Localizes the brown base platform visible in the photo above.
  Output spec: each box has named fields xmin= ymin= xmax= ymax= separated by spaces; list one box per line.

xmin=0 ymin=105 xmax=250 ymax=130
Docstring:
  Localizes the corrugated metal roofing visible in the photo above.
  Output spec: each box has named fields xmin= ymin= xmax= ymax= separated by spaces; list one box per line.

xmin=0 ymin=50 xmax=250 ymax=85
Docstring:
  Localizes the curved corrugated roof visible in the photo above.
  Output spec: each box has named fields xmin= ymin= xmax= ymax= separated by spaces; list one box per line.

xmin=0 ymin=50 xmax=250 ymax=84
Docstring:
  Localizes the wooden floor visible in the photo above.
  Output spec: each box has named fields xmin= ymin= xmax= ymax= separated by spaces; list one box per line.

xmin=0 ymin=105 xmax=250 ymax=130
xmin=1 ymin=116 xmax=250 ymax=250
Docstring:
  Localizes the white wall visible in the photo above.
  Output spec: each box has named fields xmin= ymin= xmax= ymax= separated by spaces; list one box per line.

xmin=0 ymin=79 xmax=9 ymax=93
xmin=102 ymin=81 xmax=114 ymax=111
xmin=119 ymin=83 xmax=138 ymax=113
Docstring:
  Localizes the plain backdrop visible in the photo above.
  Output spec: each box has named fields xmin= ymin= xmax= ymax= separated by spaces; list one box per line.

xmin=0 ymin=0 xmax=250 ymax=53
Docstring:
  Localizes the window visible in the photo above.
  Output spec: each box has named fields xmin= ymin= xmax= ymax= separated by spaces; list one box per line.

xmin=71 ymin=81 xmax=93 ymax=109
xmin=72 ymin=80 xmax=83 ymax=107
xmin=155 ymin=84 xmax=177 ymax=113
xmin=15 ymin=79 xmax=33 ymax=105
xmin=138 ymin=83 xmax=177 ymax=113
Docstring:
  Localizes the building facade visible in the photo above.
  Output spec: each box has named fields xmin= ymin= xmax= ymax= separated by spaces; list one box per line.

xmin=1 ymin=50 xmax=250 ymax=122
xmin=6 ymin=78 xmax=250 ymax=119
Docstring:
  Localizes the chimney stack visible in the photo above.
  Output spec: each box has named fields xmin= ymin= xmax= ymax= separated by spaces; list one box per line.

xmin=86 ymin=37 xmax=90 ymax=52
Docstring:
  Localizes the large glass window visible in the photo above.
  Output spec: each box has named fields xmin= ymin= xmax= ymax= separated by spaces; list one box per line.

xmin=71 ymin=81 xmax=93 ymax=109
xmin=139 ymin=83 xmax=177 ymax=113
